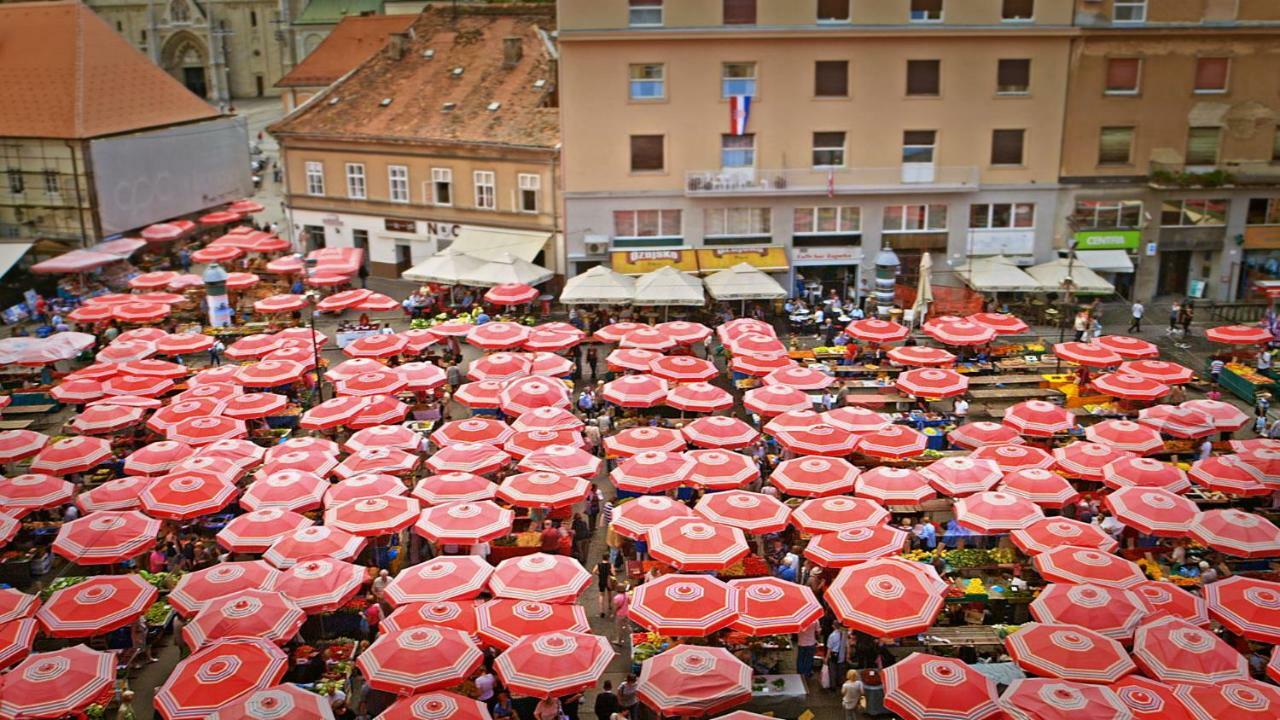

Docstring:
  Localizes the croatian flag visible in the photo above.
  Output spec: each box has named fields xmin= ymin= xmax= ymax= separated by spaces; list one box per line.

xmin=729 ymin=95 xmax=751 ymax=136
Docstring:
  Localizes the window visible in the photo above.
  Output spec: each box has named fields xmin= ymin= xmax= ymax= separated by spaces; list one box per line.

xmin=6 ymin=170 xmax=22 ymax=194
xmin=970 ymin=203 xmax=1035 ymax=229
xmin=629 ymin=64 xmax=665 ymax=100
xmin=723 ymin=0 xmax=756 ymax=25
xmin=613 ymin=209 xmax=682 ymax=239
xmin=817 ymin=0 xmax=849 ymax=22
xmin=812 ymin=132 xmax=846 ymax=167
xmin=1002 ymin=0 xmax=1033 ymax=21
xmin=1247 ymin=198 xmax=1280 ymax=226
xmin=43 ymin=171 xmax=58 ymax=195
xmin=884 ymin=204 xmax=948 ymax=232
xmin=304 ymin=161 xmax=324 ymax=196
xmin=721 ymin=135 xmax=755 ymax=168
xmin=518 ymin=174 xmax=540 ymax=213
xmin=902 ymin=130 xmax=936 ymax=164
xmin=907 ymin=60 xmax=940 ymax=96
xmin=910 ymin=0 xmax=942 ymax=22
xmin=815 ymin=61 xmax=849 ymax=97
xmin=629 ymin=0 xmax=662 ymax=26
xmin=1098 ymin=127 xmax=1135 ymax=165
xmin=794 ymin=206 xmax=861 ymax=235
xmin=630 ymin=135 xmax=665 ymax=172
xmin=1194 ymin=57 xmax=1230 ymax=94
xmin=997 ymin=59 xmax=1030 ymax=95
xmin=1186 ymin=127 xmax=1222 ymax=166
xmin=116 ymin=20 xmax=123 ymax=31
xmin=1105 ymin=58 xmax=1141 ymax=94
xmin=473 ymin=171 xmax=496 ymax=210
xmin=432 ymin=168 xmax=452 ymax=206
xmin=344 ymin=163 xmax=366 ymax=199
xmin=1073 ymin=200 xmax=1142 ymax=229
xmin=1161 ymin=199 xmax=1228 ymax=227
xmin=1113 ymin=0 xmax=1146 ymax=23
xmin=387 ymin=165 xmax=409 ymax=203
xmin=991 ymin=129 xmax=1026 ymax=166
xmin=722 ymin=63 xmax=756 ymax=98
xmin=249 ymin=9 xmax=257 ymax=26
xmin=704 ymin=208 xmax=771 ymax=239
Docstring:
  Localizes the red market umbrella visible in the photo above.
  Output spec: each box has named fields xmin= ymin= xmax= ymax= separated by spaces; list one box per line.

xmin=50 ymin=378 xmax=108 ymax=403
xmin=824 ymin=406 xmax=892 ymax=433
xmin=924 ymin=319 xmax=995 ymax=346
xmin=848 ymin=318 xmax=911 ymax=343
xmin=888 ymin=345 xmax=956 ymax=367
xmin=728 ymin=577 xmax=822 ymax=636
xmin=233 ymin=360 xmax=306 ymax=388
xmin=425 ymin=442 xmax=510 ymax=475
xmin=209 ymin=684 xmax=335 ymax=720
xmin=326 ymin=358 xmax=385 ymax=380
xmin=1000 ymin=679 xmax=1129 ymax=720
xmin=947 ymin=421 xmax=1025 ymax=449
xmin=382 ymin=600 xmax=478 ymax=637
xmin=96 ymin=339 xmax=157 ymax=363
xmin=169 ymin=561 xmax=282 ymax=618
xmin=111 ymin=301 xmax=171 ymax=324
xmin=1003 ymin=400 xmax=1075 ymax=437
xmin=1108 ymin=676 xmax=1196 ymax=720
xmin=0 ymin=590 xmax=38 ymax=624
xmin=1138 ymin=405 xmax=1217 ymax=439
xmin=954 ymin=491 xmax=1044 ymax=533
xmin=52 ymin=510 xmax=159 ymax=565
xmin=999 ymin=468 xmax=1080 ymax=509
xmin=1233 ymin=447 xmax=1280 ymax=486
xmin=971 ymin=444 xmax=1055 ymax=473
xmin=1085 ymin=419 xmax=1165 ymax=455
xmin=148 ymin=399 xmax=225 ymax=433
xmin=683 ymin=417 xmax=759 ymax=450
xmin=729 ymin=352 xmax=795 ymax=377
xmin=638 ymin=646 xmax=752 ymax=718
xmin=0 ymin=473 xmax=73 ymax=512
xmin=611 ymin=495 xmax=696 ymax=540
xmin=651 ymin=355 xmax=719 ymax=383
xmin=498 ymin=377 xmax=571 ymax=415
xmin=346 ymin=425 xmax=421 ymax=453
xmin=315 ymin=289 xmax=371 ymax=313
xmin=485 ymin=282 xmax=538 ymax=305
xmin=377 ymin=692 xmax=490 ymax=720
xmin=101 ymin=374 xmax=174 ymax=398
xmin=771 ymin=423 xmax=856 ymax=456
xmin=182 ymin=591 xmax=305 ymax=650
xmin=971 ymin=313 xmax=1029 ymax=336
xmin=423 ymin=320 xmax=474 ymax=339
xmin=130 ymin=270 xmax=179 ymax=289
xmin=629 ymin=574 xmax=739 ymax=636
xmin=124 ymin=441 xmax=196 ymax=476
xmin=496 ymin=632 xmax=614 ymax=698
xmin=171 ymin=455 xmax=246 ymax=482
xmin=1053 ymin=342 xmax=1123 ymax=368
xmin=334 ymin=370 xmax=406 ymax=397
xmin=275 ymin=558 xmax=365 ymax=614
xmin=217 ymin=508 xmax=313 ymax=554
xmin=466 ymin=322 xmax=531 ymax=350
xmin=622 ymin=327 xmax=678 ymax=352
xmin=1006 ymin=623 xmax=1137 ymax=683
xmin=349 ymin=394 xmax=410 ymax=428
xmin=727 ymin=333 xmax=786 ymax=357
xmin=803 ymin=525 xmax=910 ymax=568
xmin=68 ymin=303 xmax=113 ymax=322
xmin=453 ymin=381 xmax=504 ymax=409
xmin=1120 ymin=359 xmax=1195 ymax=385
xmin=1189 ymin=456 xmax=1270 ymax=496
xmin=225 ymin=334 xmax=283 ymax=361
xmin=488 ymin=553 xmax=590 ymax=604
xmin=855 ymin=467 xmax=936 ymax=505
xmin=0 ymin=618 xmax=35 ymax=670
xmin=824 ymin=558 xmax=946 ymax=638
xmin=1191 ymin=508 xmax=1280 ymax=558
xmin=335 ymin=447 xmax=418 ymax=478
xmin=0 ymin=645 xmax=115 ymax=720
xmin=763 ymin=365 xmax=833 ymax=390
xmin=384 ymin=557 xmax=493 ymax=606
xmin=1095 ymin=335 xmax=1160 ymax=359
xmin=468 ymin=353 xmax=531 ymax=382
xmin=856 ymin=425 xmax=928 ymax=459
xmin=179 ymin=378 xmax=243 ymax=399
xmin=1174 ymin=682 xmax=1280 ymax=720
xmin=412 ymin=473 xmax=497 ymax=506
xmin=522 ymin=329 xmax=581 ymax=353
xmin=770 ymin=456 xmax=860 ymax=497
xmin=415 ymin=500 xmax=513 ymax=544
xmin=299 ymin=396 xmax=367 ymax=430
xmin=497 ymin=471 xmax=589 ymax=509
xmin=326 ymin=472 xmax=407 ymax=506
xmin=743 ymin=384 xmax=810 ymax=416
xmin=29 ymin=436 xmax=112 ymax=475
xmin=529 ymin=352 xmax=574 ymax=376
xmin=884 ymin=654 xmax=1004 ymax=720
xmin=358 ymin=626 xmax=483 ymax=695
xmin=1206 ymin=324 xmax=1272 ymax=344
xmin=504 ymin=430 xmax=584 ymax=458
xmin=1132 ymin=615 xmax=1248 ymax=685
xmin=258 ymin=450 xmax=339 ymax=478
xmin=605 ymin=427 xmax=686 ymax=457
xmin=1102 ymin=456 xmax=1191 ymax=493
xmin=120 ymin=358 xmax=186 ymax=378
xmin=325 ymin=495 xmax=421 ymax=537
xmin=156 ymin=333 xmax=215 ymax=355
xmin=658 ymin=320 xmax=712 ymax=344
xmin=667 ymin=382 xmax=735 ymax=412
xmin=36 ymin=574 xmax=157 ymax=637
xmin=921 ymin=457 xmax=1003 ymax=496
xmin=344 ymin=334 xmax=409 ymax=359
xmin=1011 ymin=518 xmax=1118 ymax=556
xmin=155 ymin=638 xmax=287 ymax=720
xmin=264 ymin=525 xmax=366 ymax=568
xmin=606 ymin=347 xmax=661 ymax=372
xmin=694 ymin=490 xmax=789 ymax=534
xmin=225 ymin=272 xmax=261 ymax=291
xmin=1092 ymin=373 xmax=1170 ymax=401
xmin=611 ymin=451 xmax=694 ymax=494
xmin=476 ymin=600 xmax=589 ymax=650
xmin=1104 ymin=486 xmax=1197 ymax=536
xmin=1053 ymin=441 xmax=1133 ymax=481
xmin=141 ymin=473 xmax=238 ymax=520
xmin=896 ymin=368 xmax=969 ymax=398
xmin=603 ymin=373 xmax=669 ymax=407
xmin=1204 ymin=575 xmax=1280 ymax=644
xmin=197 ymin=438 xmax=266 ymax=468
xmin=253 ymin=294 xmax=308 ymax=314
xmin=791 ymin=496 xmax=888 ymax=533
xmin=512 ymin=406 xmax=585 ymax=433
xmin=74 ymin=475 xmax=150 ymax=514
xmin=718 ymin=318 xmax=775 ymax=342
xmin=1182 ymin=399 xmax=1250 ymax=431
xmin=648 ymin=517 xmax=749 ymax=571
xmin=519 ymin=444 xmax=602 ymax=477
xmin=398 ymin=329 xmax=441 ymax=354
xmin=1032 ymin=547 xmax=1144 ymax=588
xmin=1030 ymin=584 xmax=1149 ymax=642
xmin=222 ymin=393 xmax=288 ymax=420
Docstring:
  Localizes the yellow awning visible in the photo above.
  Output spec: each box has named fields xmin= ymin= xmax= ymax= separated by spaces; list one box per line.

xmin=610 ymin=249 xmax=698 ymax=275
xmin=696 ymin=246 xmax=788 ymax=273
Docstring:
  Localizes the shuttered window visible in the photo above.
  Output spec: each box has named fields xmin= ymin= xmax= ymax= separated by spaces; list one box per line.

xmin=1098 ymin=127 xmax=1135 ymax=165
xmin=991 ymin=130 xmax=1025 ymax=166
xmin=1194 ymin=57 xmax=1230 ymax=93
xmin=630 ymin=135 xmax=665 ymax=172
xmin=815 ymin=61 xmax=849 ymax=97
xmin=997 ymin=59 xmax=1030 ymax=94
xmin=1186 ymin=127 xmax=1221 ymax=166
xmin=817 ymin=0 xmax=849 ymax=21
xmin=723 ymin=0 xmax=756 ymax=24
xmin=906 ymin=60 xmax=940 ymax=96
xmin=1106 ymin=58 xmax=1141 ymax=94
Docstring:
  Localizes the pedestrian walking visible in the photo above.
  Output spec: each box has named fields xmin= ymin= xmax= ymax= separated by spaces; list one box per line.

xmin=594 ymin=681 xmax=621 ymax=720
xmin=585 ymin=488 xmax=601 ymax=533
xmin=208 ymin=338 xmax=224 ymax=366
xmin=1180 ymin=300 xmax=1195 ymax=337
xmin=1128 ymin=301 xmax=1144 ymax=333
xmin=1169 ymin=301 xmax=1182 ymax=332
xmin=596 ymin=554 xmax=613 ymax=618
xmin=612 ymin=585 xmax=630 ymax=645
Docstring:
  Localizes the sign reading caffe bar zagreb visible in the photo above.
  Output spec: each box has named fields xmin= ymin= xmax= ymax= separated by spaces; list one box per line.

xmin=1073 ymin=230 xmax=1141 ymax=251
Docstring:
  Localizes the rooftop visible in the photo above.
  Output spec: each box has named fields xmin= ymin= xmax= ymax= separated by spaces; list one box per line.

xmin=0 ymin=1 xmax=220 ymax=139
xmin=294 ymin=0 xmax=384 ymax=26
xmin=277 ymin=14 xmax=416 ymax=88
xmin=270 ymin=4 xmax=558 ymax=149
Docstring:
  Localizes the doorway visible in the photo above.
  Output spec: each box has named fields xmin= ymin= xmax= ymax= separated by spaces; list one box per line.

xmin=183 ymin=67 xmax=207 ymax=97
xmin=395 ymin=244 xmax=413 ymax=274
xmin=1157 ymin=250 xmax=1192 ymax=297
xmin=255 ymin=75 xmax=265 ymax=97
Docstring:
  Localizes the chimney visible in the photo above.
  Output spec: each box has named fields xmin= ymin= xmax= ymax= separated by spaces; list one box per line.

xmin=502 ymin=37 xmax=522 ymax=68
xmin=386 ymin=32 xmax=407 ymax=61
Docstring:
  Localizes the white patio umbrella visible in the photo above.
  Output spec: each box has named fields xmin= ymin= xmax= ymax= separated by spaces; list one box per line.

xmin=561 ymin=266 xmax=636 ymax=305
xmin=458 ymin=252 xmax=553 ymax=287
xmin=401 ymin=250 xmax=487 ymax=285
xmin=635 ymin=266 xmax=705 ymax=307
xmin=703 ymin=263 xmax=787 ymax=302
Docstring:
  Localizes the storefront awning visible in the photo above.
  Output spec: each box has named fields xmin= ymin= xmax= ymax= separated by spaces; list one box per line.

xmin=1027 ymin=257 xmax=1115 ymax=295
xmin=610 ymin=249 xmax=698 ymax=275
xmin=0 ymin=242 xmax=33 ymax=281
xmin=696 ymin=246 xmax=788 ymax=273
xmin=449 ymin=227 xmax=551 ymax=263
xmin=1075 ymin=249 xmax=1134 ymax=274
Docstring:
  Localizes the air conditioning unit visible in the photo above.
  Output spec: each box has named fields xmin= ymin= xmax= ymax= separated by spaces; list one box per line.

xmin=584 ymin=240 xmax=609 ymax=256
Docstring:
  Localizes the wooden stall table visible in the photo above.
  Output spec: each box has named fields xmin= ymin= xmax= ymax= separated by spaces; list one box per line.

xmin=0 ymin=419 xmax=33 ymax=430
xmin=964 ymin=374 xmax=1046 ymax=386
xmin=968 ymin=388 xmax=1063 ymax=402
xmin=917 ymin=626 xmax=1005 ymax=648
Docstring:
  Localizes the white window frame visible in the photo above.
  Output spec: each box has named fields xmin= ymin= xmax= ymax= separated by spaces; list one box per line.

xmin=388 ymin=165 xmax=409 ymax=204
xmin=704 ymin=207 xmax=771 ymax=238
xmin=720 ymin=134 xmax=756 ymax=169
xmin=909 ymin=0 xmax=943 ymax=23
xmin=902 ymin=131 xmax=937 ymax=165
xmin=305 ymin=161 xmax=325 ymax=196
xmin=812 ymin=132 xmax=846 ymax=168
xmin=628 ymin=0 xmax=663 ymax=27
xmin=613 ymin=209 xmax=682 ymax=240
xmin=883 ymin=204 xmax=948 ymax=233
xmin=629 ymin=64 xmax=665 ymax=101
xmin=1160 ymin=199 xmax=1228 ymax=228
xmin=518 ymin=173 xmax=540 ymax=214
xmin=1113 ymin=0 xmax=1146 ymax=23
xmin=43 ymin=170 xmax=59 ymax=195
xmin=473 ymin=170 xmax=496 ymax=210
xmin=345 ymin=163 xmax=366 ymax=200
xmin=1247 ymin=198 xmax=1280 ymax=226
xmin=969 ymin=203 xmax=1035 ymax=230
xmin=794 ymin=206 xmax=861 ymax=235
xmin=1074 ymin=200 xmax=1143 ymax=230
xmin=721 ymin=62 xmax=757 ymax=99
xmin=431 ymin=168 xmax=452 ymax=206
xmin=1193 ymin=57 xmax=1230 ymax=95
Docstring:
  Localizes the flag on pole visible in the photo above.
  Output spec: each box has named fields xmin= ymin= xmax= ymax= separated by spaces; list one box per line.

xmin=729 ymin=95 xmax=751 ymax=136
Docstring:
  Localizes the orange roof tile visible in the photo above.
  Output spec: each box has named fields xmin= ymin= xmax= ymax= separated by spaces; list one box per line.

xmin=0 ymin=1 xmax=220 ymax=139
xmin=277 ymin=14 xmax=416 ymax=88
xmin=269 ymin=5 xmax=558 ymax=149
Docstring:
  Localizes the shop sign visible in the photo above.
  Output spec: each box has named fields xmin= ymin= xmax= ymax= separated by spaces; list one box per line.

xmin=1244 ymin=227 xmax=1280 ymax=250
xmin=792 ymin=246 xmax=861 ymax=264
xmin=321 ymin=214 xmax=343 ymax=227
xmin=695 ymin=246 xmax=789 ymax=272
xmin=610 ymin=249 xmax=698 ymax=275
xmin=968 ymin=229 xmax=1035 ymax=257
xmin=1073 ymin=230 xmax=1140 ymax=251
xmin=384 ymin=218 xmax=416 ymax=233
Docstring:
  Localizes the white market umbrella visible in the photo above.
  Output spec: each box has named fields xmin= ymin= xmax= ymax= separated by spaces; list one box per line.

xmin=561 ymin=266 xmax=636 ymax=305
xmin=457 ymin=252 xmax=553 ymax=288
xmin=635 ymin=266 xmax=705 ymax=307
xmin=401 ymin=250 xmax=487 ymax=285
xmin=703 ymin=263 xmax=787 ymax=302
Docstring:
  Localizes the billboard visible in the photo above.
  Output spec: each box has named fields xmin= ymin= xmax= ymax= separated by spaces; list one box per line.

xmin=89 ymin=116 xmax=252 ymax=236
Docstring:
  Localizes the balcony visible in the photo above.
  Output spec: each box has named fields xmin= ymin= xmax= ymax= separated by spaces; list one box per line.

xmin=1149 ymin=160 xmax=1280 ymax=189
xmin=684 ymin=166 xmax=979 ymax=197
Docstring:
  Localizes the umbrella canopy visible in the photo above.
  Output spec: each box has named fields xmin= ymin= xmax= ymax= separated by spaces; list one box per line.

xmin=611 ymin=496 xmax=696 ymax=540
xmin=519 ymin=445 xmax=602 ymax=477
xmin=647 ymin=518 xmax=749 ymax=572
xmin=1174 ymin=682 xmax=1280 ymax=720
xmin=264 ymin=526 xmax=367 ymax=569
xmin=855 ymin=467 xmax=936 ymax=505
xmin=1000 ymin=679 xmax=1129 ymax=720
xmin=1053 ymin=342 xmax=1123 ymax=368
xmin=971 ymin=313 xmax=1028 ymax=335
xmin=803 ymin=525 xmax=910 ymax=568
xmin=217 ymin=508 xmax=313 ymax=554
xmin=970 ymin=444 xmax=1055 ymax=473
xmin=412 ymin=473 xmax=498 ymax=506
xmin=384 ymin=557 xmax=493 ymax=606
xmin=638 ymin=645 xmax=752 ymax=717
xmin=357 ymin=626 xmax=483 ymax=695
xmin=497 ymin=471 xmax=590 ymax=509
xmin=921 ymin=457 xmax=1003 ymax=496
xmin=1053 ymin=441 xmax=1134 ymax=481
xmin=476 ymin=600 xmax=590 ymax=650
xmin=770 ymin=456 xmax=860 ymax=497
xmin=1188 ymin=456 xmax=1270 ymax=496
xmin=381 ymin=600 xmax=478 ymax=638
xmin=791 ymin=496 xmax=888 ymax=534
xmin=1104 ymin=486 xmax=1197 ymax=536
xmin=504 ymin=430 xmax=584 ymax=458
xmin=155 ymin=638 xmax=288 ymax=720
xmin=681 ymin=418 xmax=758 ymax=451
xmin=1191 ymin=509 xmax=1280 ymax=558
xmin=848 ymin=318 xmax=910 ymax=343
xmin=883 ymin=653 xmax=1003 ymax=720
xmin=0 ymin=473 xmax=74 ymax=513
xmin=1102 ymin=457 xmax=1191 ymax=493
xmin=1011 ymin=518 xmax=1119 ymax=556
xmin=667 ymin=382 xmax=734 ymax=413
xmin=1092 ymin=373 xmax=1170 ymax=401
xmin=763 ymin=365 xmax=833 ymax=390
xmin=1120 ymin=359 xmax=1195 ymax=384
xmin=334 ymin=447 xmax=419 ymax=479
xmin=424 ymin=442 xmax=510 ymax=475
xmin=611 ymin=451 xmax=694 ymax=494
xmin=1003 ymin=401 xmax=1075 ymax=437
xmin=694 ymin=490 xmax=789 ymax=534
xmin=743 ymin=384 xmax=811 ymax=416
xmin=124 ymin=441 xmax=196 ymax=476
xmin=1183 ymin=399 xmax=1250 ymax=431
xmin=823 ymin=406 xmax=892 ymax=433
xmin=856 ymin=425 xmax=929 ymax=459
xmin=923 ymin=319 xmax=995 ymax=346
xmin=488 ymin=553 xmax=591 ymax=604
xmin=275 ymin=559 xmax=366 ymax=614
xmin=52 ymin=511 xmax=159 ymax=565
xmin=182 ymin=591 xmax=305 ymax=650
xmin=1132 ymin=615 xmax=1248 ymax=685
xmin=30 ymin=436 xmax=112 ymax=475
xmin=630 ymin=574 xmax=738 ymax=636
xmin=325 ymin=473 xmax=407 ymax=507
xmin=1085 ymin=419 xmax=1164 ymax=455
xmin=1030 ymin=584 xmax=1149 ymax=643
xmin=602 ymin=374 xmax=670 ymax=407
xmin=1206 ymin=324 xmax=1272 ymax=344
xmin=466 ymin=322 xmax=531 ymax=350
xmin=169 ymin=561 xmax=282 ymax=618
xmin=953 ymin=491 xmax=1044 ymax=533
xmin=999 ymin=468 xmax=1080 ymax=509
xmin=1108 ymin=676 xmax=1196 ymax=720
xmin=140 ymin=473 xmax=238 ymax=520
xmin=0 ymin=645 xmax=115 ymax=720
xmin=1095 ymin=335 xmax=1159 ymax=359
xmin=495 ymin=632 xmax=614 ymax=698
xmin=948 ymin=422 xmax=1025 ymax=449
xmin=1138 ymin=404 xmax=1217 ymax=439
xmin=888 ymin=345 xmax=956 ymax=367
xmin=74 ymin=475 xmax=150 ymax=514
xmin=242 ymin=470 xmax=328 ymax=512
xmin=605 ymin=427 xmax=687 ymax=457
xmin=36 ymin=574 xmax=157 ymax=638
xmin=498 ymin=377 xmax=571 ymax=415
xmin=209 ymin=685 xmax=334 ymax=720
xmin=824 ymin=558 xmax=946 ymax=638
xmin=650 ymin=355 xmax=719 ymax=383
xmin=1204 ymin=576 xmax=1280 ymax=644
xmin=1032 ymin=547 xmax=1144 ymax=588
xmin=896 ymin=368 xmax=969 ymax=398
xmin=414 ymin=500 xmax=513 ymax=544
xmin=376 ymin=692 xmax=490 ymax=720
xmin=728 ymin=577 xmax=822 ymax=636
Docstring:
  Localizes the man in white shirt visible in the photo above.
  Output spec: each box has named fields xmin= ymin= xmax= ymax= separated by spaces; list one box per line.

xmin=953 ymin=397 xmax=969 ymax=420
xmin=1259 ymin=349 xmax=1273 ymax=373
xmin=795 ymin=620 xmax=818 ymax=678
xmin=1128 ymin=302 xmax=1144 ymax=332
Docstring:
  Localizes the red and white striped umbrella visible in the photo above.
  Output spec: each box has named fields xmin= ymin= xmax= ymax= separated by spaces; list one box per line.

xmin=155 ymin=638 xmax=288 ymax=720
xmin=803 ymin=525 xmax=910 ymax=568
xmin=694 ymin=490 xmax=790 ymax=534
xmin=1204 ymin=575 xmax=1280 ymax=644
xmin=855 ymin=425 xmax=927 ymax=459
xmin=888 ymin=345 xmax=956 ymax=367
xmin=315 ymin=289 xmax=372 ymax=313
xmin=334 ymin=370 xmax=406 ymax=397
xmin=0 ymin=617 xmax=35 ymax=670
xmin=1174 ymin=682 xmax=1280 ymax=720
xmin=497 ymin=471 xmax=589 ymax=509
xmin=415 ymin=500 xmax=513 ymax=544
xmin=1006 ymin=622 xmax=1136 ymax=683
xmin=52 ymin=511 xmax=159 ymax=565
xmin=111 ymin=301 xmax=172 ymax=324
xmin=1233 ymin=447 xmax=1280 ymax=485
xmin=466 ymin=322 xmax=531 ymax=350
xmin=468 ymin=353 xmax=531 ymax=382
xmin=412 ymin=473 xmax=498 ymax=506
xmin=50 ymin=378 xmax=108 ymax=403
xmin=718 ymin=318 xmax=775 ymax=342
xmin=452 ymin=381 xmax=503 ymax=409
xmin=530 ymin=351 xmax=574 ymax=378
xmin=770 ymin=456 xmax=860 ymax=497
xmin=265 ymin=525 xmax=366 ymax=569
xmin=883 ymin=652 xmax=1003 ymax=720
xmin=729 ymin=577 xmax=822 ymax=636
xmin=512 ymin=406 xmax=584 ymax=433
xmin=253 ymin=293 xmax=309 ymax=314
xmin=178 ymin=378 xmax=243 ymax=400
xmin=123 ymin=441 xmax=196 ymax=476
xmin=1053 ymin=441 xmax=1133 ymax=481
xmin=377 ymin=692 xmax=490 ymax=720
xmin=183 ymin=591 xmax=305 ymax=650
xmin=275 ymin=558 xmax=366 ymax=614
xmin=824 ymin=558 xmax=946 ymax=638
xmin=476 ymin=600 xmax=589 ymax=650
xmin=667 ymin=381 xmax=734 ymax=412
xmin=921 ymin=457 xmax=1003 ymax=496
xmin=638 ymin=646 xmax=752 ymax=718
xmin=999 ymin=469 xmax=1080 ymax=509
xmin=96 ymin=339 xmax=158 ymax=364
xmin=924 ymin=319 xmax=995 ymax=346
xmin=147 ymin=399 xmax=224 ymax=433
xmin=397 ymin=361 xmax=447 ymax=391
xmin=100 ymin=373 xmax=174 ymax=398
xmin=762 ymin=408 xmax=825 ymax=433
xmin=344 ymin=425 xmax=421 ymax=453
xmin=729 ymin=352 xmax=795 ymax=377
xmin=421 ymin=320 xmax=473 ymax=339
xmin=1003 ymin=400 xmax=1075 ymax=437
xmin=220 ymin=393 xmax=288 ymax=420
xmin=425 ymin=442 xmax=510 ymax=475
xmin=326 ymin=358 xmax=385 ymax=381
xmin=519 ymin=444 xmax=602 ymax=477
xmin=0 ymin=645 xmax=116 ymax=720
xmin=130 ymin=270 xmax=178 ymax=290
xmin=658 ymin=320 xmax=712 ymax=344
xmin=484 ymin=282 xmax=538 ymax=305
xmin=349 ymin=394 xmax=410 ymax=428
xmin=1191 ymin=509 xmax=1280 ymax=558
xmin=197 ymin=438 xmax=266 ymax=468
xmin=1182 ymin=399 xmax=1250 ymax=431
xmin=630 ymin=574 xmax=739 ymax=636
xmin=169 ymin=561 xmax=282 ymax=618
xmin=622 ymin=327 xmax=678 ymax=351
xmin=504 ymin=429 xmax=584 ymax=458
xmin=1189 ymin=456 xmax=1271 ymax=496
xmin=488 ymin=553 xmax=591 ymax=604
xmin=762 ymin=365 xmax=833 ymax=390
xmin=855 ymin=467 xmax=936 ymax=505
xmin=335 ymin=447 xmax=418 ymax=478
xmin=155 ymin=333 xmax=215 ymax=356
xmin=848 ymin=318 xmax=911 ymax=343
xmin=743 ymin=384 xmax=811 ymax=416
xmin=498 ymin=377 xmax=571 ymax=415
xmin=0 ymin=473 xmax=73 ymax=512
xmin=381 ymin=600 xmax=478 ymax=637
xmin=971 ymin=444 xmax=1055 ymax=473
xmin=1120 ymin=360 xmax=1196 ymax=386
xmin=258 ymin=449 xmax=340 ymax=478
xmin=343 ymin=333 xmax=409 ymax=359
xmin=649 ymin=355 xmax=718 ymax=383
xmin=1011 ymin=518 xmax=1119 ymax=556
xmin=37 ymin=574 xmax=157 ymax=637
xmin=1095 ymin=335 xmax=1159 ymax=359
xmin=325 ymin=495 xmax=421 ymax=537
xmin=611 ymin=451 xmax=693 ymax=494
xmin=225 ymin=334 xmax=284 ymax=361
xmin=217 ymin=508 xmax=313 ymax=554
xmin=141 ymin=473 xmax=238 ymax=520
xmin=209 ymin=684 xmax=335 ymax=720
xmin=896 ymin=368 xmax=969 ymax=398
xmin=791 ymin=496 xmax=888 ymax=534
xmin=1102 ymin=457 xmax=1191 ymax=494
xmin=611 ymin=495 xmax=695 ymax=540
xmin=1053 ymin=342 xmax=1123 ymax=368
xmin=384 ymin=556 xmax=493 ymax=606
xmin=1138 ymin=404 xmax=1217 ymax=439
xmin=1092 ymin=373 xmax=1170 ymax=401
xmin=325 ymin=473 xmax=407 ymax=507
xmin=119 ymin=358 xmax=186 ymax=378
xmin=954 ymin=491 xmax=1044 ymax=533
xmin=68 ymin=303 xmax=114 ymax=322
xmin=773 ymin=423 xmax=859 ymax=456
xmin=1085 ymin=419 xmax=1164 ymax=455
xmin=970 ymin=313 xmax=1028 ymax=336
xmin=606 ymin=347 xmax=661 ymax=372
xmin=680 ymin=418 xmax=757 ymax=452
xmin=496 ymin=632 xmax=614 ymax=699
xmin=522 ymin=329 xmax=581 ymax=353
xmin=358 ymin=626 xmax=482 ymax=695
xmin=75 ymin=475 xmax=151 ymax=513
xmin=1032 ymin=547 xmax=1144 ymax=588
xmin=602 ymin=374 xmax=669 ymax=407
xmin=822 ymin=406 xmax=891 ymax=433
xmin=29 ymin=436 xmax=112 ymax=475
xmin=1206 ymin=324 xmax=1273 ymax=344
xmin=727 ymin=333 xmax=787 ymax=357
xmin=233 ymin=360 xmax=306 ymax=388
xmin=1030 ymin=584 xmax=1149 ymax=643
xmin=648 ymin=518 xmax=749 ymax=571
xmin=1132 ymin=615 xmax=1248 ymax=685
xmin=1000 ymin=678 xmax=1129 ymax=720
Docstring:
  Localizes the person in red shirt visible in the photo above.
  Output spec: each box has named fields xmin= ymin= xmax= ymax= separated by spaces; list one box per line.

xmin=539 ymin=520 xmax=560 ymax=554
xmin=362 ymin=595 xmax=382 ymax=639
xmin=557 ymin=526 xmax=574 ymax=557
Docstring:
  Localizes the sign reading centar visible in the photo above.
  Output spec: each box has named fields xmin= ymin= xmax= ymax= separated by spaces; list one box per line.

xmin=1074 ymin=230 xmax=1141 ymax=251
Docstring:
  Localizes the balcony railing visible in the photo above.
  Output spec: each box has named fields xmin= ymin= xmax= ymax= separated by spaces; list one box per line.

xmin=1149 ymin=160 xmax=1280 ymax=188
xmin=684 ymin=166 xmax=979 ymax=196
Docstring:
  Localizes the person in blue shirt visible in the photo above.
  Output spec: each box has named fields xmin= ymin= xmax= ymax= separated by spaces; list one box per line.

xmin=475 ymin=311 xmax=490 ymax=325
xmin=914 ymin=518 xmax=937 ymax=550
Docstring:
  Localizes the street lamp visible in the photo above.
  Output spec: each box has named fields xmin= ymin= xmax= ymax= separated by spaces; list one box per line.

xmin=1060 ymin=217 xmax=1081 ymax=343
xmin=302 ymin=255 xmax=324 ymax=407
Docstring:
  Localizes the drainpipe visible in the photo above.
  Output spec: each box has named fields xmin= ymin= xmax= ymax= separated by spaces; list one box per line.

xmin=66 ymin=141 xmax=91 ymax=247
